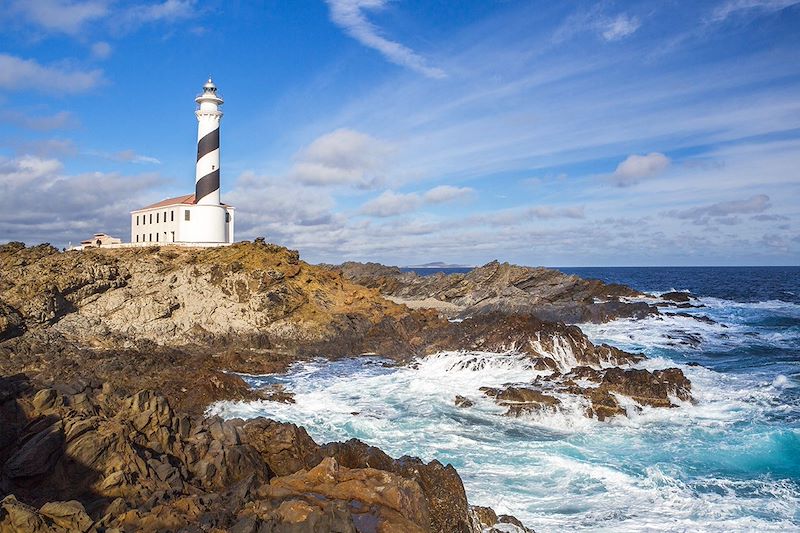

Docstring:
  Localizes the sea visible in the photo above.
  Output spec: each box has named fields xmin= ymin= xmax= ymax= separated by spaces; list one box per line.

xmin=209 ymin=266 xmax=800 ymax=532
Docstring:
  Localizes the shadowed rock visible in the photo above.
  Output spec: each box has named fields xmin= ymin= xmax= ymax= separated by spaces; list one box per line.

xmin=0 ymin=380 xmax=531 ymax=532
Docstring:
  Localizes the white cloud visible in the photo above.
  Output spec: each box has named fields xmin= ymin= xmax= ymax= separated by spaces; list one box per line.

xmin=600 ymin=14 xmax=641 ymax=41
xmin=612 ymin=152 xmax=670 ymax=186
xmin=423 ymin=185 xmax=474 ymax=203
xmin=0 ymin=110 xmax=77 ymax=131
xmin=290 ymin=128 xmax=392 ymax=188
xmin=123 ymin=0 xmax=196 ymax=25
xmin=10 ymin=0 xmax=109 ymax=35
xmin=0 ymin=54 xmax=103 ymax=94
xmin=0 ymin=155 xmax=63 ymax=187
xmin=91 ymin=41 xmax=113 ymax=60
xmin=360 ymin=190 xmax=421 ymax=217
xmin=711 ymin=0 xmax=800 ymax=22
xmin=325 ymin=0 xmax=446 ymax=79
xmin=0 ymin=154 xmax=163 ymax=245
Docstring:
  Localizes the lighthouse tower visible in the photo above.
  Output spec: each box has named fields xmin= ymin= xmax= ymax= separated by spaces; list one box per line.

xmin=129 ymin=78 xmax=234 ymax=246
xmin=195 ymin=78 xmax=223 ymax=206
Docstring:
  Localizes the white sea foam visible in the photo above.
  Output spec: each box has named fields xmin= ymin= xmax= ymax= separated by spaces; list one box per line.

xmin=209 ymin=347 xmax=800 ymax=532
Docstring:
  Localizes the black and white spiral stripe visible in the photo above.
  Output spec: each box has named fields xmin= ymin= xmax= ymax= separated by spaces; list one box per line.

xmin=195 ymin=127 xmax=220 ymax=203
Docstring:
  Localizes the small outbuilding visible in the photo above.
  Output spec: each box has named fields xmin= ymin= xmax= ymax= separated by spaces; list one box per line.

xmin=77 ymin=233 xmax=122 ymax=249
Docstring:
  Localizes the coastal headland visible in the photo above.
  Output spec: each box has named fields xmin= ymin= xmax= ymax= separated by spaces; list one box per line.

xmin=1 ymin=240 xmax=694 ymax=532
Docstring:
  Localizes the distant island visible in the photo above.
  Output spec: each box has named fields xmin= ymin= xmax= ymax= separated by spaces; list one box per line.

xmin=405 ymin=261 xmax=474 ymax=268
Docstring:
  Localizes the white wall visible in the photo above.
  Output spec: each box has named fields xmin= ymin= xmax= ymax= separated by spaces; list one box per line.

xmin=131 ymin=204 xmax=234 ymax=244
xmin=131 ymin=207 xmax=180 ymax=244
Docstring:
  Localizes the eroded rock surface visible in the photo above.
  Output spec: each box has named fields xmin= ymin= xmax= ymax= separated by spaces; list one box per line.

xmin=331 ymin=260 xmax=655 ymax=323
xmin=0 ymin=377 xmax=531 ymax=532
xmin=477 ymin=365 xmax=693 ymax=422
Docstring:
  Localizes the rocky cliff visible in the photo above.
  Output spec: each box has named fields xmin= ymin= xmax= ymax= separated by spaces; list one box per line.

xmin=1 ymin=375 xmax=529 ymax=532
xmin=0 ymin=241 xmax=692 ymax=532
xmin=330 ymin=260 xmax=657 ymax=323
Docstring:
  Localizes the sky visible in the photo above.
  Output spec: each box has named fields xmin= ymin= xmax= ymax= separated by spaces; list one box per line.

xmin=1 ymin=0 xmax=799 ymax=266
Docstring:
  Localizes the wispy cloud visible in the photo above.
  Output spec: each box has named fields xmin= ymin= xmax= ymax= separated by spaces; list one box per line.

xmin=87 ymin=149 xmax=162 ymax=164
xmin=711 ymin=0 xmax=800 ymax=22
xmin=0 ymin=54 xmax=103 ymax=94
xmin=667 ymin=194 xmax=772 ymax=222
xmin=554 ymin=8 xmax=642 ymax=43
xmin=0 ymin=110 xmax=78 ymax=131
xmin=600 ymin=14 xmax=641 ymax=41
xmin=324 ymin=0 xmax=445 ymax=79
xmin=10 ymin=0 xmax=109 ymax=35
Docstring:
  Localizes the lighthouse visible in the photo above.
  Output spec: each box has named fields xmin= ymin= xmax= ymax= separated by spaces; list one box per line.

xmin=129 ymin=78 xmax=235 ymax=246
xmin=195 ymin=78 xmax=223 ymax=206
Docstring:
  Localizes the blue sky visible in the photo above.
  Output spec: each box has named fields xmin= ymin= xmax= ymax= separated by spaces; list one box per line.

xmin=1 ymin=0 xmax=799 ymax=266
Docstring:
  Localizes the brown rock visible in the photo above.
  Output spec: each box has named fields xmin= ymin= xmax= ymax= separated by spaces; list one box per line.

xmin=39 ymin=500 xmax=93 ymax=532
xmin=270 ymin=457 xmax=430 ymax=532
xmin=454 ymin=395 xmax=474 ymax=408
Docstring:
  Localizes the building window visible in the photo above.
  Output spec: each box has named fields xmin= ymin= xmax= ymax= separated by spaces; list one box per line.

xmin=171 ymin=231 xmax=175 ymax=241
xmin=136 ymin=215 xmax=139 ymax=226
xmin=225 ymin=212 xmax=230 ymax=223
xmin=171 ymin=210 xmax=174 ymax=222
xmin=156 ymin=213 xmax=160 ymax=223
xmin=149 ymin=213 xmax=153 ymax=224
xmin=136 ymin=235 xmax=139 ymax=242
xmin=164 ymin=211 xmax=167 ymax=221
xmin=184 ymin=210 xmax=190 ymax=221
xmin=149 ymin=233 xmax=152 ymax=241
xmin=156 ymin=233 xmax=159 ymax=242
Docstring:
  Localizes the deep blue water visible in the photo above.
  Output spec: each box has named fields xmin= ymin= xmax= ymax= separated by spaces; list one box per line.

xmin=213 ymin=266 xmax=800 ymax=531
xmin=559 ymin=266 xmax=800 ymax=305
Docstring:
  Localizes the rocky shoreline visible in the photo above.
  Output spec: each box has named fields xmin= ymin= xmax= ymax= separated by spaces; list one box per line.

xmin=0 ymin=241 xmax=696 ymax=532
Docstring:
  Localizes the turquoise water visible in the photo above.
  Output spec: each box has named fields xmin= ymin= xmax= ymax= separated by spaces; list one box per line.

xmin=210 ymin=268 xmax=800 ymax=531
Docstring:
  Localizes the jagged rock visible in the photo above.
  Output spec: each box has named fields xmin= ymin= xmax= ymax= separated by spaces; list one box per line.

xmin=0 ymin=301 xmax=24 ymax=341
xmin=322 ymin=439 xmax=476 ymax=533
xmin=241 ymin=419 xmax=322 ymax=477
xmin=481 ymin=386 xmax=561 ymax=417
xmin=498 ymin=513 xmax=536 ymax=532
xmin=471 ymin=505 xmax=498 ymax=528
xmin=1 ymin=384 xmax=527 ymax=533
xmin=661 ymin=291 xmax=692 ymax=303
xmin=270 ymin=457 xmax=430 ymax=531
xmin=598 ymin=367 xmax=692 ymax=408
xmin=4 ymin=420 xmax=64 ymax=478
xmin=454 ymin=395 xmax=474 ymax=408
xmin=39 ymin=500 xmax=93 ymax=532
xmin=331 ymin=260 xmax=655 ymax=323
xmin=0 ymin=495 xmax=51 ymax=533
xmin=255 ymin=383 xmax=296 ymax=404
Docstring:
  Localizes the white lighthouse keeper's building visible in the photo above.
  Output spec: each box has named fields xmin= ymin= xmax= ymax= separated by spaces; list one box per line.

xmin=130 ymin=78 xmax=234 ymax=245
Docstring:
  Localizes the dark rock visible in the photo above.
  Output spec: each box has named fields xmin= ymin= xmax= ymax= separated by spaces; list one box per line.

xmin=498 ymin=513 xmax=536 ymax=532
xmin=481 ymin=386 xmax=561 ymax=417
xmin=254 ymin=384 xmax=295 ymax=404
xmin=661 ymin=291 xmax=692 ymax=303
xmin=454 ymin=395 xmax=474 ymax=408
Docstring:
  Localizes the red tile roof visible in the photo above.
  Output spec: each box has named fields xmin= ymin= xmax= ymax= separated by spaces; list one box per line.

xmin=136 ymin=194 xmax=196 ymax=210
xmin=131 ymin=194 xmax=231 ymax=212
